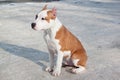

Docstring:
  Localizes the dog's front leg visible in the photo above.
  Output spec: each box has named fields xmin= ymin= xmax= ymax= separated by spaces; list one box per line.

xmin=52 ymin=51 xmax=63 ymax=76
xmin=44 ymin=30 xmax=55 ymax=72
xmin=45 ymin=48 xmax=55 ymax=72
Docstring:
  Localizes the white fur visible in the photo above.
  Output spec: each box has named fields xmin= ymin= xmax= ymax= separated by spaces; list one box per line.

xmin=73 ymin=59 xmax=79 ymax=67
xmin=34 ymin=10 xmax=56 ymax=30
xmin=52 ymin=51 xmax=63 ymax=76
xmin=72 ymin=66 xmax=85 ymax=74
xmin=63 ymin=51 xmax=71 ymax=58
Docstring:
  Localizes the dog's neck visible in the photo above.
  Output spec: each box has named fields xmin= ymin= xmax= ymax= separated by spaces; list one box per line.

xmin=50 ymin=17 xmax=62 ymax=38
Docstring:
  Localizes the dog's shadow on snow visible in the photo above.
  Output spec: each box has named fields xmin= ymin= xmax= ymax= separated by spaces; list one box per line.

xmin=0 ymin=42 xmax=49 ymax=70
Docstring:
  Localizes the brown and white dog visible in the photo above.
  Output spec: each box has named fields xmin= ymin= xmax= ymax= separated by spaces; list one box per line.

xmin=31 ymin=5 xmax=87 ymax=76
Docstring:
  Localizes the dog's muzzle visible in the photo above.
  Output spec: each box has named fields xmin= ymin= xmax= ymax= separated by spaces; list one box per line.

xmin=31 ymin=23 xmax=36 ymax=29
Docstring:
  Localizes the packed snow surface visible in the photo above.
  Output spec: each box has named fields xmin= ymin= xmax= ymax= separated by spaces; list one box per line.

xmin=0 ymin=0 xmax=120 ymax=80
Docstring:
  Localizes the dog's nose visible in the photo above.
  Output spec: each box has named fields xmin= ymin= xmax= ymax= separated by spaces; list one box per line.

xmin=31 ymin=23 xmax=36 ymax=29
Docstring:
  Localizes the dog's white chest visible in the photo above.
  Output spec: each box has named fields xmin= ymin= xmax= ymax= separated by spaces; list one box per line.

xmin=44 ymin=29 xmax=71 ymax=57
xmin=44 ymin=29 xmax=57 ymax=51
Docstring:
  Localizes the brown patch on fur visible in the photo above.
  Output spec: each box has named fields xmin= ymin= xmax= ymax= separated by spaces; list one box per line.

xmin=55 ymin=25 xmax=87 ymax=67
xmin=45 ymin=10 xmax=56 ymax=23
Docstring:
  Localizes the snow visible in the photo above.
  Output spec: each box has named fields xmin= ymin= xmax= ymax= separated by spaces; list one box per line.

xmin=0 ymin=0 xmax=120 ymax=80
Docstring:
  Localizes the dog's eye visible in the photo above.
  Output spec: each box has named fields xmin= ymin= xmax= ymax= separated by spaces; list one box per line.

xmin=35 ymin=15 xmax=38 ymax=19
xmin=41 ymin=18 xmax=45 ymax=20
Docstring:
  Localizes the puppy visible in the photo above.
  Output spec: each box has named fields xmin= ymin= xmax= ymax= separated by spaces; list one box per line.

xmin=31 ymin=5 xmax=87 ymax=76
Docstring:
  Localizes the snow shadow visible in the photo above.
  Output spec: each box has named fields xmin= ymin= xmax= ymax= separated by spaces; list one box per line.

xmin=0 ymin=42 xmax=49 ymax=69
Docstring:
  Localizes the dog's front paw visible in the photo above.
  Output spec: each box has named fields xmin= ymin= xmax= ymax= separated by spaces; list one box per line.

xmin=52 ymin=69 xmax=61 ymax=76
xmin=45 ymin=67 xmax=53 ymax=72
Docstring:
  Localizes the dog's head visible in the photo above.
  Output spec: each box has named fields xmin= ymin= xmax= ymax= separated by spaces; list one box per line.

xmin=31 ymin=5 xmax=57 ymax=30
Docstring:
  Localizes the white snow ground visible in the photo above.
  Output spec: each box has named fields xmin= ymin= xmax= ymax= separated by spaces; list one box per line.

xmin=0 ymin=0 xmax=120 ymax=80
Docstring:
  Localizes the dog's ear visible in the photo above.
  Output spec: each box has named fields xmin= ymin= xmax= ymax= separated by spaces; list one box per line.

xmin=46 ymin=7 xmax=57 ymax=20
xmin=52 ymin=7 xmax=57 ymax=17
xmin=42 ymin=5 xmax=47 ymax=10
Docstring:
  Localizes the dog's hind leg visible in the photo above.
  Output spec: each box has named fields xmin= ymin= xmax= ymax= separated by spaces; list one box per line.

xmin=71 ymin=64 xmax=85 ymax=74
xmin=71 ymin=50 xmax=87 ymax=74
